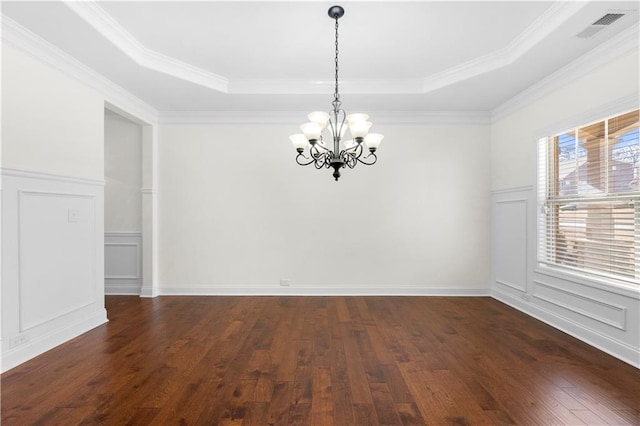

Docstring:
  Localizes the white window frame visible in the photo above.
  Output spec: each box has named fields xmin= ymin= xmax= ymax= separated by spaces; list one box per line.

xmin=537 ymin=109 xmax=639 ymax=288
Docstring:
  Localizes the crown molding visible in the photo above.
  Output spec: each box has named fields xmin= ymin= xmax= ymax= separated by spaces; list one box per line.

xmin=158 ymin=110 xmax=491 ymax=125
xmin=64 ymin=1 xmax=586 ymax=96
xmin=1 ymin=14 xmax=159 ymax=124
xmin=228 ymin=79 xmax=424 ymax=95
xmin=67 ymin=0 xmax=425 ymax=95
xmin=159 ymin=111 xmax=305 ymax=124
xmin=2 ymin=13 xmax=489 ymax=126
xmin=4 ymin=4 xmax=635 ymax=127
xmin=65 ymin=1 xmax=229 ymax=93
xmin=370 ymin=111 xmax=491 ymax=125
xmin=422 ymin=1 xmax=586 ymax=93
xmin=492 ymin=24 xmax=640 ymax=122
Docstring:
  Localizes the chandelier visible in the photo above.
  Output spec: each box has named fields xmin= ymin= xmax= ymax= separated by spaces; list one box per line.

xmin=289 ymin=5 xmax=383 ymax=181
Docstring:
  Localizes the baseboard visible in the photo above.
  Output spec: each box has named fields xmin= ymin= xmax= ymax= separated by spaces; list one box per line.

xmin=140 ymin=286 xmax=159 ymax=298
xmin=491 ymin=289 xmax=640 ymax=368
xmin=105 ymin=284 xmax=141 ymax=295
xmin=158 ymin=286 xmax=490 ymax=297
xmin=1 ymin=309 xmax=108 ymax=373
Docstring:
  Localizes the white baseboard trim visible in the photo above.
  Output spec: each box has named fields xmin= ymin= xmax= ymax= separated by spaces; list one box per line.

xmin=140 ymin=286 xmax=159 ymax=298
xmin=1 ymin=309 xmax=108 ymax=373
xmin=491 ymin=289 xmax=640 ymax=368
xmin=158 ymin=286 xmax=490 ymax=297
xmin=105 ymin=284 xmax=140 ymax=296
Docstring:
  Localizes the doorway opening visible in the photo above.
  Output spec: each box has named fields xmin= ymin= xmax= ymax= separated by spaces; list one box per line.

xmin=104 ymin=107 xmax=143 ymax=295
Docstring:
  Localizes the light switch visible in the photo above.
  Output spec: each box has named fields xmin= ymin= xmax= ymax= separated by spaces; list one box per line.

xmin=68 ymin=208 xmax=79 ymax=223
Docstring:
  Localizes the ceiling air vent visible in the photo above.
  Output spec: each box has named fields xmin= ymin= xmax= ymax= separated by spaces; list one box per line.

xmin=591 ymin=13 xmax=624 ymax=26
xmin=576 ymin=12 xmax=625 ymax=38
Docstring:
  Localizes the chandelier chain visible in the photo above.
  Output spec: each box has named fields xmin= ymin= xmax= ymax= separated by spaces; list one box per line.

xmin=333 ymin=16 xmax=340 ymax=107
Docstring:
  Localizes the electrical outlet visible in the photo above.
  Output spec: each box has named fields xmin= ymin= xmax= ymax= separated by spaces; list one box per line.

xmin=8 ymin=334 xmax=29 ymax=349
xmin=280 ymin=279 xmax=291 ymax=287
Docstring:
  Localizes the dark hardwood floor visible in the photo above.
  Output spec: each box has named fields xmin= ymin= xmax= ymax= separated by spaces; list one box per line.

xmin=2 ymin=296 xmax=638 ymax=425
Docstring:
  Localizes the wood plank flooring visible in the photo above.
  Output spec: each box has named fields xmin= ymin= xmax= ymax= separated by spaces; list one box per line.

xmin=2 ymin=296 xmax=639 ymax=425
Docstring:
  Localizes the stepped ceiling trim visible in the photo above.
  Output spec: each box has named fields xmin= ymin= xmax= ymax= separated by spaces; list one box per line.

xmin=1 ymin=14 xmax=158 ymax=123
xmin=157 ymin=110 xmax=492 ymax=125
xmin=65 ymin=1 xmax=229 ymax=92
xmin=66 ymin=1 xmax=586 ymax=96
xmin=492 ymin=24 xmax=639 ymax=121
xmin=422 ymin=1 xmax=587 ymax=93
xmin=3 ymin=3 xmax=637 ymax=124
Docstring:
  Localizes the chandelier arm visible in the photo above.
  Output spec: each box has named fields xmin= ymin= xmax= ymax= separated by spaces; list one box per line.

xmin=356 ymin=152 xmax=378 ymax=165
xmin=295 ymin=153 xmax=316 ymax=166
xmin=314 ymin=142 xmax=332 ymax=153
xmin=327 ymin=110 xmax=345 ymax=145
xmin=327 ymin=118 xmax=336 ymax=143
xmin=310 ymin=144 xmax=328 ymax=161
xmin=351 ymin=142 xmax=364 ymax=159
xmin=314 ymin=152 xmax=329 ymax=169
xmin=337 ymin=111 xmax=346 ymax=155
xmin=343 ymin=151 xmax=357 ymax=168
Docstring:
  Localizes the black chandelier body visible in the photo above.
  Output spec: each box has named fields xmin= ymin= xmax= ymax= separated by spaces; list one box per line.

xmin=290 ymin=5 xmax=383 ymax=181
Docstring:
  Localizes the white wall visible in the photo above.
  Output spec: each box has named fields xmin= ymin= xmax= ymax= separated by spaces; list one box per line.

xmin=104 ymin=111 xmax=142 ymax=232
xmin=158 ymin=123 xmax=491 ymax=294
xmin=2 ymin=45 xmax=104 ymax=181
xmin=1 ymin=44 xmax=108 ymax=372
xmin=491 ymin=50 xmax=639 ymax=191
xmin=490 ymin=49 xmax=640 ymax=366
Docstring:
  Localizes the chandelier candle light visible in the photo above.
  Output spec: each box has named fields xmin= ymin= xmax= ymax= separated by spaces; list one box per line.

xmin=290 ymin=5 xmax=383 ymax=181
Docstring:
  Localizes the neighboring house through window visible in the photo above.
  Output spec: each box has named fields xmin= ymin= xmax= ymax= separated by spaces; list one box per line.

xmin=538 ymin=109 xmax=639 ymax=284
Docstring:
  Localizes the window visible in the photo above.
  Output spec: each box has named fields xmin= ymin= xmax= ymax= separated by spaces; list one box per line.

xmin=538 ymin=109 xmax=639 ymax=284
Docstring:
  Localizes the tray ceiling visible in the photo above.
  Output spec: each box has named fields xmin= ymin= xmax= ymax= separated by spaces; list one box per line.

xmin=2 ymin=1 xmax=638 ymax=113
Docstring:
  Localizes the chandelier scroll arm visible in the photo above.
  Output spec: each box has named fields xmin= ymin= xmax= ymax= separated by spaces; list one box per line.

xmin=312 ymin=140 xmax=332 ymax=153
xmin=295 ymin=152 xmax=316 ymax=166
xmin=313 ymin=151 xmax=330 ymax=169
xmin=342 ymin=151 xmax=358 ymax=168
xmin=356 ymin=150 xmax=378 ymax=166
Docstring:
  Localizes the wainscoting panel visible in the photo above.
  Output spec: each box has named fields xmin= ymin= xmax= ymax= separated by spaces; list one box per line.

xmin=19 ymin=191 xmax=97 ymax=331
xmin=492 ymin=187 xmax=532 ymax=297
xmin=532 ymin=279 xmax=627 ymax=330
xmin=491 ymin=185 xmax=640 ymax=367
xmin=528 ymin=269 xmax=639 ymax=362
xmin=105 ymin=232 xmax=142 ymax=295
xmin=1 ymin=168 xmax=108 ymax=373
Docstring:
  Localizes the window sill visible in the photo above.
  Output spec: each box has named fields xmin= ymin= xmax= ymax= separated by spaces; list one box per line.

xmin=534 ymin=265 xmax=640 ymax=300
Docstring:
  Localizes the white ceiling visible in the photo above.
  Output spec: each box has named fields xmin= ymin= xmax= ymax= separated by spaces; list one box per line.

xmin=2 ymin=1 xmax=639 ymax=113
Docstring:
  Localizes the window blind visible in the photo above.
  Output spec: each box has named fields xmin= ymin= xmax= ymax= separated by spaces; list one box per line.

xmin=538 ymin=109 xmax=639 ymax=284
